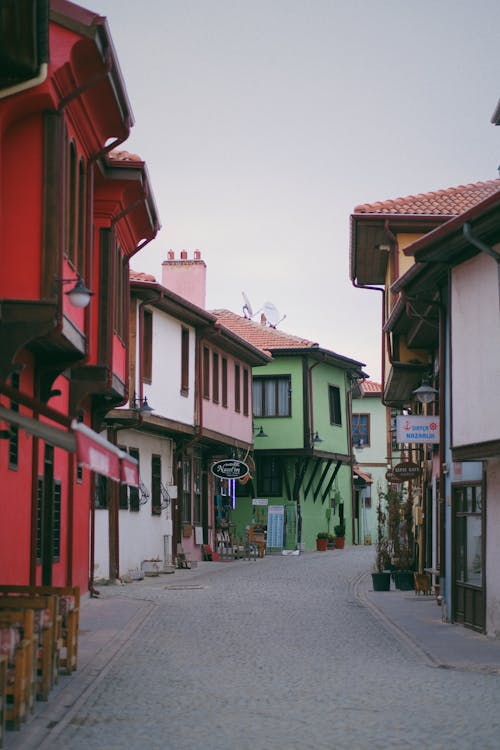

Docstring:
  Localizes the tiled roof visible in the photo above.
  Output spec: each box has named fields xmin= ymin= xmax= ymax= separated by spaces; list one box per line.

xmin=212 ymin=309 xmax=319 ymax=354
xmin=354 ymin=178 xmax=500 ymax=216
xmin=361 ymin=380 xmax=382 ymax=395
xmin=108 ymin=149 xmax=144 ymax=163
xmin=130 ymin=270 xmax=157 ymax=283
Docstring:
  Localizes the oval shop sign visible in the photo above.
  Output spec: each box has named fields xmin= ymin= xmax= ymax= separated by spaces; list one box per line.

xmin=211 ymin=459 xmax=249 ymax=479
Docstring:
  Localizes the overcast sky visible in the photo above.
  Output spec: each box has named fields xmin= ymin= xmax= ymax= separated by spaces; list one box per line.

xmin=93 ymin=0 xmax=500 ymax=381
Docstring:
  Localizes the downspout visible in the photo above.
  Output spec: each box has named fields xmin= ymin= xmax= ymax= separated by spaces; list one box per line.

xmin=307 ymin=356 xmax=325 ymax=446
xmin=352 ymin=279 xmax=386 ymax=390
xmin=346 ymin=371 xmax=356 ymax=544
xmin=439 ymin=286 xmax=447 ymax=584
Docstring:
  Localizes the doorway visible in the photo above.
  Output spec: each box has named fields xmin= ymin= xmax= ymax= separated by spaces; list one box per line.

xmin=452 ymin=481 xmax=485 ymax=632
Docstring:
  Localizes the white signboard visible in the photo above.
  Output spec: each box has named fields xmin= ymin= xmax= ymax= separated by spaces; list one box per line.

xmin=396 ymin=415 xmax=440 ymax=444
xmin=252 ymin=498 xmax=269 ymax=506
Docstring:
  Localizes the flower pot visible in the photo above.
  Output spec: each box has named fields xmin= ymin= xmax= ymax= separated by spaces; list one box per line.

xmin=334 ymin=536 xmax=345 ymax=549
xmin=316 ymin=538 xmax=328 ymax=551
xmin=141 ymin=560 xmax=161 ymax=576
xmin=393 ymin=571 xmax=414 ymax=590
xmin=371 ymin=572 xmax=391 ymax=591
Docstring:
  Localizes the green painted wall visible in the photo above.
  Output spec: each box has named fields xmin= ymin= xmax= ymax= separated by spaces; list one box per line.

xmin=228 ymin=353 xmax=355 ymax=551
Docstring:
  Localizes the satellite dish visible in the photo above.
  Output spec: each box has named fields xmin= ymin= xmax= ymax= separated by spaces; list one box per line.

xmin=263 ymin=301 xmax=286 ymax=328
xmin=242 ymin=291 xmax=254 ymax=318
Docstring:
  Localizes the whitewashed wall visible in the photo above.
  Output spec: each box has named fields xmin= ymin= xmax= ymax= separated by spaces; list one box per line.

xmin=94 ymin=429 xmax=176 ymax=579
xmin=141 ymin=307 xmax=196 ymax=426
xmin=451 ymin=252 xmax=500 ymax=447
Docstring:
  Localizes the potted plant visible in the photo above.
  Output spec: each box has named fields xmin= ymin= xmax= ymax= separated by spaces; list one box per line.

xmin=334 ymin=522 xmax=346 ymax=549
xmin=327 ymin=533 xmax=336 ymax=550
xmin=371 ymin=491 xmax=391 ymax=591
xmin=316 ymin=532 xmax=329 ymax=551
xmin=386 ymin=485 xmax=415 ymax=590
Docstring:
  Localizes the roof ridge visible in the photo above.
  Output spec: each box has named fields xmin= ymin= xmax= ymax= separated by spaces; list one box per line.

xmin=211 ymin=308 xmax=318 ymax=348
xmin=354 ymin=177 xmax=500 ymax=215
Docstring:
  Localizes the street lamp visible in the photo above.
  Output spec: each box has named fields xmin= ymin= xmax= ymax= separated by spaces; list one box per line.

xmin=56 ymin=273 xmax=93 ymax=308
xmin=412 ymin=378 xmax=438 ymax=404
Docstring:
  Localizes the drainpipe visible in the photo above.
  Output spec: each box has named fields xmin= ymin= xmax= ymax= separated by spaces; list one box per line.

xmin=438 ymin=287 xmax=447 ymax=584
xmin=307 ymin=357 xmax=325 ymax=447
xmin=352 ymin=280 xmax=386 ymax=388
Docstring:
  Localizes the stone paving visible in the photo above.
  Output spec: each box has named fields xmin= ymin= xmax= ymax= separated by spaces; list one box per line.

xmin=7 ymin=546 xmax=500 ymax=750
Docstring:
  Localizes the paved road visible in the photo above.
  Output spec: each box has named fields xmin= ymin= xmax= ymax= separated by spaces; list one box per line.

xmin=9 ymin=546 xmax=500 ymax=750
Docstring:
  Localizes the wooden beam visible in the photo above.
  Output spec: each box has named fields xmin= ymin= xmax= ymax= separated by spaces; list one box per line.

xmin=303 ymin=458 xmax=322 ymax=499
xmin=313 ymin=459 xmax=333 ymax=503
xmin=321 ymin=460 xmax=342 ymax=504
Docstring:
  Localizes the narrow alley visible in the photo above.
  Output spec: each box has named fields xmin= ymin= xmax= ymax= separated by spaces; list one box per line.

xmin=9 ymin=547 xmax=500 ymax=750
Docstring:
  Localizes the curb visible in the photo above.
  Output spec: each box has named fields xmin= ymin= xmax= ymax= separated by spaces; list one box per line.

xmin=7 ymin=597 xmax=157 ymax=750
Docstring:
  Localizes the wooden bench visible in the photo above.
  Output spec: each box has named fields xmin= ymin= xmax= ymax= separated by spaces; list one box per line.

xmin=0 ymin=585 xmax=79 ymax=676
xmin=0 ymin=596 xmax=57 ymax=702
xmin=0 ymin=609 xmax=33 ymax=730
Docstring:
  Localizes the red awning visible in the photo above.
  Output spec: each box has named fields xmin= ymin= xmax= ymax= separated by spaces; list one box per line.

xmin=353 ymin=466 xmax=373 ymax=484
xmin=0 ymin=406 xmax=137 ymax=485
xmin=71 ymin=421 xmax=138 ymax=486
xmin=119 ymin=450 xmax=139 ymax=487
xmin=72 ymin=421 xmax=121 ymax=481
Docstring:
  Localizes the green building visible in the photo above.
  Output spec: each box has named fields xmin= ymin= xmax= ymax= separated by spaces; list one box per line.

xmin=214 ymin=310 xmax=366 ymax=551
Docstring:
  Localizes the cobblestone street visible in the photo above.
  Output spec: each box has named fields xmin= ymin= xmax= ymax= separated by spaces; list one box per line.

xmin=11 ymin=546 xmax=500 ymax=750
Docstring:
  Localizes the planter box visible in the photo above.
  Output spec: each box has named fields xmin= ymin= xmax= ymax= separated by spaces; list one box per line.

xmin=393 ymin=571 xmax=414 ymax=590
xmin=371 ymin=572 xmax=391 ymax=591
xmin=316 ymin=538 xmax=328 ymax=551
xmin=141 ymin=560 xmax=162 ymax=577
xmin=334 ymin=537 xmax=345 ymax=549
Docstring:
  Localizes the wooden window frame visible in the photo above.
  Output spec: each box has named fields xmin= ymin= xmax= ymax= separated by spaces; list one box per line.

xmin=329 ymin=385 xmax=342 ymax=426
xmin=193 ymin=456 xmax=202 ymax=525
xmin=252 ymin=375 xmax=291 ymax=417
xmin=151 ymin=454 xmax=162 ymax=516
xmin=203 ymin=346 xmax=210 ymax=400
xmin=257 ymin=456 xmax=282 ymax=497
xmin=67 ymin=139 xmax=77 ymax=266
xmin=352 ymin=413 xmax=370 ymax=448
xmin=234 ymin=364 xmax=241 ymax=413
xmin=181 ymin=327 xmax=189 ymax=396
xmin=128 ymin=448 xmax=140 ymax=512
xmin=182 ymin=456 xmax=192 ymax=524
xmin=243 ymin=367 xmax=249 ymax=416
xmin=221 ymin=357 xmax=228 ymax=408
xmin=142 ymin=308 xmax=153 ymax=384
xmin=212 ymin=351 xmax=219 ymax=403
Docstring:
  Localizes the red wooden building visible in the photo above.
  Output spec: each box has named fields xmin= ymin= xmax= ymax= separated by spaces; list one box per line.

xmin=0 ymin=1 xmax=160 ymax=593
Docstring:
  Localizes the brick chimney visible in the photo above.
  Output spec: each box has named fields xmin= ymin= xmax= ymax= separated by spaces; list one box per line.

xmin=161 ymin=250 xmax=207 ymax=308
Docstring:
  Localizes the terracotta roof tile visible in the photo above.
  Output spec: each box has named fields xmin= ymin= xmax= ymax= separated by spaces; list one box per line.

xmin=130 ymin=269 xmax=157 ymax=283
xmin=354 ymin=178 xmax=500 ymax=216
xmin=108 ymin=149 xmax=144 ymax=163
xmin=211 ymin=309 xmax=319 ymax=355
xmin=361 ymin=380 xmax=382 ymax=395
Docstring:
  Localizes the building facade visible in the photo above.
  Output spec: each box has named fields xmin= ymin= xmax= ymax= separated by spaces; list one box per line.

xmin=0 ymin=1 xmax=159 ymax=594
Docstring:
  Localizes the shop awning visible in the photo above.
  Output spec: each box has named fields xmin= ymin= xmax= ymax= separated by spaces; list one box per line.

xmin=72 ymin=421 xmax=121 ymax=481
xmin=120 ymin=452 xmax=139 ymax=486
xmin=353 ymin=466 xmax=373 ymax=484
xmin=72 ymin=422 xmax=138 ymax=487
xmin=0 ymin=405 xmax=138 ymax=485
